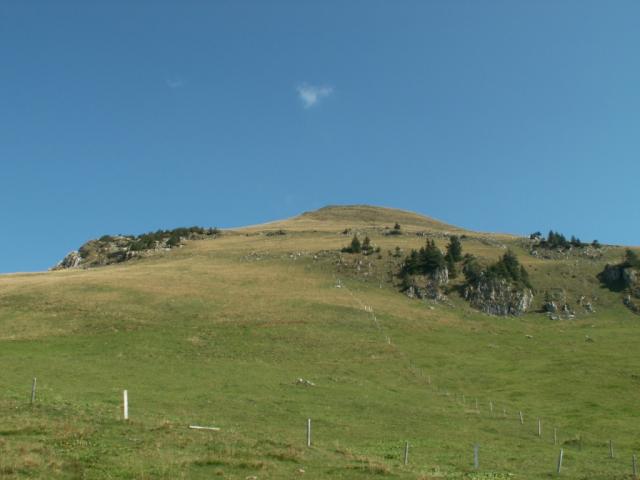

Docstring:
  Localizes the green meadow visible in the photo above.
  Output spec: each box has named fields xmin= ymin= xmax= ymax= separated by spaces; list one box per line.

xmin=0 ymin=206 xmax=638 ymax=479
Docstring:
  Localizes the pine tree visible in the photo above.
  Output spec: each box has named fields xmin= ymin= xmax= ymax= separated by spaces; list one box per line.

xmin=362 ymin=236 xmax=372 ymax=254
xmin=419 ymin=240 xmax=446 ymax=274
xmin=445 ymin=236 xmax=463 ymax=263
xmin=350 ymin=235 xmax=361 ymax=253
xmin=447 ymin=255 xmax=458 ymax=279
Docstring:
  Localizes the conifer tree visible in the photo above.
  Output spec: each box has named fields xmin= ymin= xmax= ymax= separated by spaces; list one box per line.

xmin=445 ymin=235 xmax=463 ymax=263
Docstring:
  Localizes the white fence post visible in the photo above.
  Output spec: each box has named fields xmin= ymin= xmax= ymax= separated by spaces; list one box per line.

xmin=123 ymin=390 xmax=129 ymax=420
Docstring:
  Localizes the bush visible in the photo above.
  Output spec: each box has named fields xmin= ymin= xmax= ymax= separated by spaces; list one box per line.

xmin=623 ymin=249 xmax=640 ymax=269
xmin=387 ymin=222 xmax=402 ymax=235
xmin=462 ymin=255 xmax=483 ymax=285
xmin=166 ymin=235 xmax=181 ymax=247
xmin=534 ymin=230 xmax=593 ymax=250
xmin=486 ymin=250 xmax=531 ymax=288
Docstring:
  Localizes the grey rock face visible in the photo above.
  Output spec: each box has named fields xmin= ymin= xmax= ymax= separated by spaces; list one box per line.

xmin=404 ymin=267 xmax=449 ymax=302
xmin=464 ymin=277 xmax=533 ymax=316
xmin=600 ymin=264 xmax=623 ymax=284
xmin=600 ymin=263 xmax=640 ymax=314
xmin=430 ymin=266 xmax=449 ymax=286
xmin=623 ymin=268 xmax=638 ymax=287
xmin=52 ymin=251 xmax=82 ymax=270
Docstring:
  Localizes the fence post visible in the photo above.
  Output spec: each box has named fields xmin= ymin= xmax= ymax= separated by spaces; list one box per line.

xmin=30 ymin=377 xmax=37 ymax=404
xmin=123 ymin=390 xmax=129 ymax=420
xmin=474 ymin=444 xmax=479 ymax=469
xmin=519 ymin=411 xmax=524 ymax=425
xmin=609 ymin=440 xmax=614 ymax=459
xmin=307 ymin=418 xmax=312 ymax=447
xmin=404 ymin=441 xmax=409 ymax=465
xmin=633 ymin=454 xmax=637 ymax=479
xmin=554 ymin=428 xmax=557 ymax=445
xmin=557 ymin=449 xmax=564 ymax=475
xmin=538 ymin=418 xmax=542 ymax=437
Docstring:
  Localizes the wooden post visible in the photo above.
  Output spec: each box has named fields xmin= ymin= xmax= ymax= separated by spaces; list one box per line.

xmin=306 ymin=418 xmax=311 ymax=447
xmin=633 ymin=454 xmax=637 ymax=479
xmin=474 ymin=444 xmax=479 ymax=469
xmin=557 ymin=449 xmax=563 ymax=474
xmin=503 ymin=408 xmax=506 ymax=418
xmin=554 ymin=428 xmax=557 ymax=445
xmin=462 ymin=394 xmax=465 ymax=405
xmin=609 ymin=440 xmax=614 ymax=459
xmin=519 ymin=411 xmax=524 ymax=425
xmin=538 ymin=418 xmax=542 ymax=437
xmin=489 ymin=401 xmax=493 ymax=415
xmin=30 ymin=377 xmax=37 ymax=404
xmin=123 ymin=390 xmax=129 ymax=420
xmin=475 ymin=398 xmax=479 ymax=411
xmin=403 ymin=441 xmax=409 ymax=465
xmin=427 ymin=375 xmax=431 ymax=385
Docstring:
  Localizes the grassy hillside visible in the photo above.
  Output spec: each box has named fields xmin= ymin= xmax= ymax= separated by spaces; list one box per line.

xmin=0 ymin=205 xmax=638 ymax=479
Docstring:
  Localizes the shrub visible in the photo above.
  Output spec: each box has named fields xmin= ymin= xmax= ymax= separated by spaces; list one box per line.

xmin=387 ymin=223 xmax=402 ymax=235
xmin=462 ymin=255 xmax=483 ymax=285
xmin=623 ymin=249 xmax=640 ymax=269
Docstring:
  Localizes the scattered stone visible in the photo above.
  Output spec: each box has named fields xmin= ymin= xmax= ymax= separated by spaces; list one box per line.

xmin=561 ymin=304 xmax=576 ymax=319
xmin=295 ymin=378 xmax=315 ymax=387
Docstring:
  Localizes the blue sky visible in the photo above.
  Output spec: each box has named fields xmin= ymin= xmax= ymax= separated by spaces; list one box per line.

xmin=1 ymin=1 xmax=638 ymax=273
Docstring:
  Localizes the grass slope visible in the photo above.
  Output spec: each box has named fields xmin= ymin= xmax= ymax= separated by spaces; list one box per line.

xmin=0 ymin=206 xmax=638 ymax=479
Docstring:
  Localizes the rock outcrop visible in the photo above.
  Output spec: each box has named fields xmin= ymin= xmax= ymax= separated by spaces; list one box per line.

xmin=404 ymin=267 xmax=449 ymax=302
xmin=54 ymin=251 xmax=82 ymax=270
xmin=463 ymin=277 xmax=533 ymax=316
xmin=599 ymin=262 xmax=640 ymax=314
xmin=51 ymin=227 xmax=219 ymax=270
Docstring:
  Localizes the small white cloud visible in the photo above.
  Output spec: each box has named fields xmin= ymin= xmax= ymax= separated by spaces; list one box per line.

xmin=296 ymin=83 xmax=333 ymax=108
xmin=166 ymin=77 xmax=186 ymax=89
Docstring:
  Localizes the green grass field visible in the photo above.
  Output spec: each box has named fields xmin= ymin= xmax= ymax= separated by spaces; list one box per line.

xmin=1 ymin=206 xmax=638 ymax=479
